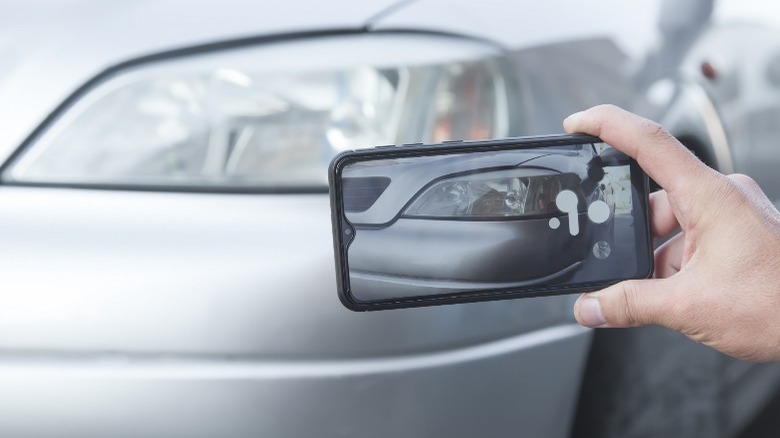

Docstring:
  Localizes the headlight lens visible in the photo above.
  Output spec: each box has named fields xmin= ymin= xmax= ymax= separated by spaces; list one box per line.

xmin=7 ymin=34 xmax=518 ymax=189
xmin=404 ymin=169 xmax=581 ymax=218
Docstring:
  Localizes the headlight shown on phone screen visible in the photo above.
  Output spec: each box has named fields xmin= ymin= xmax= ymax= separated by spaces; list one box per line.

xmin=404 ymin=170 xmax=580 ymax=218
xmin=5 ymin=34 xmax=521 ymax=189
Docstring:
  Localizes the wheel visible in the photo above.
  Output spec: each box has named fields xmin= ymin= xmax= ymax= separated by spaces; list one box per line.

xmin=570 ymin=326 xmax=727 ymax=438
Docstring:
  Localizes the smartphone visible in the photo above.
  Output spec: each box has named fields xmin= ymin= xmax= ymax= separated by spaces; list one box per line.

xmin=329 ymin=134 xmax=653 ymax=311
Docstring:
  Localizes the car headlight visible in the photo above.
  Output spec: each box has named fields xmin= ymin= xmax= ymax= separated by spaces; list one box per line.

xmin=404 ymin=169 xmax=581 ymax=218
xmin=5 ymin=33 xmax=521 ymax=190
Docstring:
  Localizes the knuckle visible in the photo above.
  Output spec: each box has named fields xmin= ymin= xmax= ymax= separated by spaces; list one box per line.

xmin=640 ymin=119 xmax=675 ymax=143
xmin=588 ymin=104 xmax=622 ymax=123
xmin=727 ymin=173 xmax=759 ymax=191
xmin=593 ymin=103 xmax=620 ymax=113
xmin=617 ymin=281 xmax=646 ymax=325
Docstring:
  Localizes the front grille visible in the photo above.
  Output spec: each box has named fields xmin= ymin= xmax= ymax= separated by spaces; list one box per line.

xmin=342 ymin=177 xmax=391 ymax=213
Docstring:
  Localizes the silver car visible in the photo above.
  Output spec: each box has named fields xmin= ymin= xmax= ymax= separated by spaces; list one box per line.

xmin=0 ymin=0 xmax=778 ymax=437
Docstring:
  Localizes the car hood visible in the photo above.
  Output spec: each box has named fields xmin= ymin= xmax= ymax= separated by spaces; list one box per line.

xmin=0 ymin=0 xmax=401 ymax=164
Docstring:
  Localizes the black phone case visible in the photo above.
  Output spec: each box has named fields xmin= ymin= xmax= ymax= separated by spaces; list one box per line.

xmin=329 ymin=134 xmax=653 ymax=311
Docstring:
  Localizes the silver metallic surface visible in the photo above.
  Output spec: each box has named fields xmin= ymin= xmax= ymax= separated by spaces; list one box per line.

xmin=0 ymin=325 xmax=590 ymax=438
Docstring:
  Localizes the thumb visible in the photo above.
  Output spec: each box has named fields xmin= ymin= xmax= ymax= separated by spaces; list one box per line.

xmin=574 ymin=279 xmax=675 ymax=328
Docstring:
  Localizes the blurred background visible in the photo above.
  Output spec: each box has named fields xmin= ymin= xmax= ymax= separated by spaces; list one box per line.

xmin=0 ymin=0 xmax=779 ymax=436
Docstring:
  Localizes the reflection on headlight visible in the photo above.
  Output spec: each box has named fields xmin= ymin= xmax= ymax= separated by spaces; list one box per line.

xmin=404 ymin=169 xmax=581 ymax=218
xmin=8 ymin=34 xmax=518 ymax=189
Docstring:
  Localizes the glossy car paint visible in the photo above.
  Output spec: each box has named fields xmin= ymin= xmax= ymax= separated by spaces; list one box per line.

xmin=0 ymin=1 xmax=593 ymax=437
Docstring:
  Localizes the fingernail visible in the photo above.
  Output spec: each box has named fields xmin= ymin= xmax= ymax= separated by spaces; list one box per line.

xmin=578 ymin=297 xmax=607 ymax=327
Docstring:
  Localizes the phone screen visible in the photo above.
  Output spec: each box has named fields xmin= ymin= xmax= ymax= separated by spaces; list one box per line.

xmin=330 ymin=135 xmax=652 ymax=310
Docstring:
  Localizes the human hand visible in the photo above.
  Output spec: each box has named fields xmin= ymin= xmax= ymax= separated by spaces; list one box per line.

xmin=564 ymin=104 xmax=780 ymax=362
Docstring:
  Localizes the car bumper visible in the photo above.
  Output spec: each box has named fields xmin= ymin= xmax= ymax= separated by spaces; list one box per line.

xmin=349 ymin=261 xmax=582 ymax=300
xmin=347 ymin=214 xmax=592 ymax=300
xmin=0 ymin=324 xmax=591 ymax=438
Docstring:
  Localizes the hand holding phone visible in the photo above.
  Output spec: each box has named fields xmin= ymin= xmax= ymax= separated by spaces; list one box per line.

xmin=329 ymin=134 xmax=653 ymax=311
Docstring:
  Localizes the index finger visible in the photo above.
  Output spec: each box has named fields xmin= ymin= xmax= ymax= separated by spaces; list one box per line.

xmin=563 ymin=104 xmax=715 ymax=195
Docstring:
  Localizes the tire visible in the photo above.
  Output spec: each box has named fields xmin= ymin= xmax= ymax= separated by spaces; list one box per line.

xmin=570 ymin=326 xmax=727 ymax=438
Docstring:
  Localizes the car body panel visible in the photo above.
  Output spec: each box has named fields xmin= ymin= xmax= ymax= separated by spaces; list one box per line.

xmin=0 ymin=186 xmax=578 ymax=356
xmin=0 ymin=324 xmax=589 ymax=438
xmin=348 ymin=214 xmax=590 ymax=300
xmin=371 ymin=0 xmax=663 ymax=57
